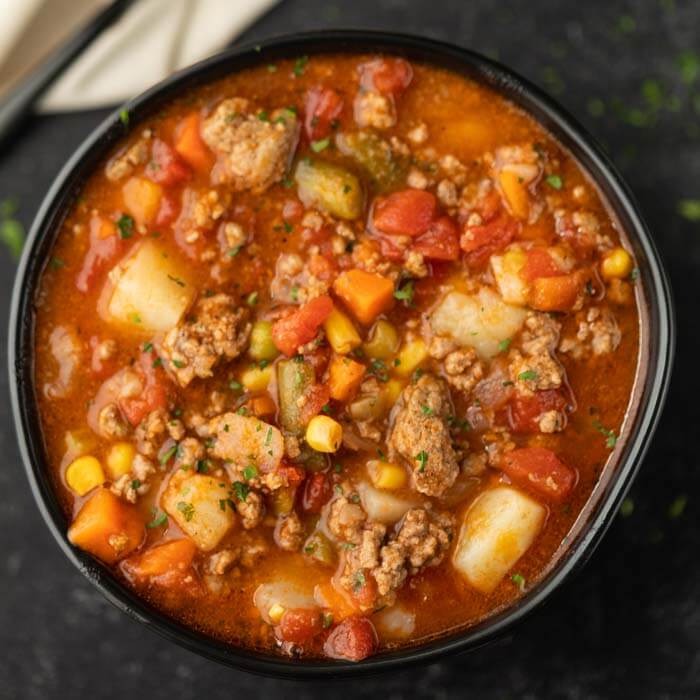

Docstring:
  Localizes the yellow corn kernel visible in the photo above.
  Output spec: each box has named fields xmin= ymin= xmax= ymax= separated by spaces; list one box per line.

xmin=393 ymin=338 xmax=428 ymax=378
xmin=65 ymin=456 xmax=105 ymax=496
xmin=249 ymin=320 xmax=279 ymax=361
xmin=268 ymin=603 xmax=286 ymax=624
xmin=601 ymin=247 xmax=633 ymax=280
xmin=363 ymin=320 xmax=399 ymax=360
xmin=105 ymin=442 xmax=136 ymax=480
xmin=368 ymin=460 xmax=407 ymax=490
xmin=240 ymin=365 xmax=272 ymax=392
xmin=324 ymin=307 xmax=362 ymax=354
xmin=382 ymin=378 xmax=406 ymax=406
xmin=306 ymin=415 xmax=343 ymax=453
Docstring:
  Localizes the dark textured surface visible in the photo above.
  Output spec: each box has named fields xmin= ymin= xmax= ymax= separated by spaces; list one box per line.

xmin=1 ymin=1 xmax=697 ymax=698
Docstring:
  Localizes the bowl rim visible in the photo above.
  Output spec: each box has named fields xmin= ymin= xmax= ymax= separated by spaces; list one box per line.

xmin=8 ymin=29 xmax=675 ymax=678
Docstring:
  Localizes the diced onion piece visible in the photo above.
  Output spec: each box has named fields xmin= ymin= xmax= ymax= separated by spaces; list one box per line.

xmin=430 ymin=288 xmax=527 ymax=360
xmin=452 ymin=486 xmax=545 ymax=594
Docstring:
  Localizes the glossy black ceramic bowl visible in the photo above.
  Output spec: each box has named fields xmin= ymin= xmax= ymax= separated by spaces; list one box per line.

xmin=8 ymin=31 xmax=674 ymax=678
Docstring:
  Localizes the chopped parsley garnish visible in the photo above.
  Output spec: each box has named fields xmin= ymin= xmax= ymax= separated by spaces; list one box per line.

xmin=511 ymin=573 xmax=526 ymax=591
xmin=592 ymin=419 xmax=617 ymax=449
xmin=146 ymin=510 xmax=168 ymax=529
xmin=677 ymin=199 xmax=700 ymax=221
xmin=131 ymin=479 xmax=141 ymax=490
xmin=620 ymin=498 xmax=634 ymax=517
xmin=630 ymin=268 xmax=640 ymax=281
xmin=293 ymin=55 xmax=309 ymax=77
xmin=246 ymin=291 xmax=259 ymax=306
xmin=242 ymin=465 xmax=258 ymax=481
xmin=283 ymin=220 xmax=293 ymax=233
xmin=518 ymin=370 xmax=538 ymax=382
xmin=368 ymin=358 xmax=389 ymax=382
xmin=176 ymin=501 xmax=195 ymax=522
xmin=421 ymin=404 xmax=434 ymax=416
xmin=322 ymin=612 xmax=334 ymax=629
xmin=129 ymin=313 xmax=142 ymax=325
xmin=668 ymin=495 xmax=687 ymax=519
xmin=0 ymin=199 xmax=25 ymax=260
xmin=411 ymin=368 xmax=424 ymax=384
xmin=227 ymin=245 xmax=243 ymax=257
xmin=304 ymin=543 xmax=316 ymax=554
xmin=352 ymin=570 xmax=366 ymax=592
xmin=257 ymin=110 xmax=269 ymax=122
xmin=117 ymin=213 xmax=134 ymax=239
xmin=167 ymin=274 xmax=185 ymax=287
xmin=152 ymin=357 xmax=163 ymax=368
xmin=172 ymin=359 xmax=185 ymax=368
xmin=160 ymin=444 xmax=178 ymax=464
xmin=393 ymin=280 xmax=415 ymax=305
xmin=545 ymin=174 xmax=563 ymax=190
xmin=229 ymin=380 xmax=242 ymax=391
xmin=311 ymin=138 xmax=330 ymax=153
xmin=196 ymin=460 xmax=210 ymax=474
xmin=119 ymin=109 xmax=129 ymax=126
xmin=142 ymin=342 xmax=153 ymax=352
xmin=233 ymin=481 xmax=250 ymax=501
xmin=334 ymin=463 xmax=343 ymax=473
xmin=415 ymin=450 xmax=428 ymax=473
xmin=498 ymin=338 xmax=512 ymax=353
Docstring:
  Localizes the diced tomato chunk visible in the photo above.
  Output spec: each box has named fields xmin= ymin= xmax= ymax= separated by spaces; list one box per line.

xmin=302 ymin=473 xmax=333 ymax=514
xmin=523 ymin=248 xmax=564 ymax=282
xmin=508 ymin=389 xmax=568 ymax=433
xmin=119 ymin=351 xmax=170 ymax=426
xmin=276 ymin=608 xmax=323 ymax=644
xmin=304 ymin=86 xmax=344 ymax=141
xmin=146 ymin=139 xmax=191 ymax=186
xmin=299 ymin=383 xmax=331 ymax=425
xmin=460 ymin=215 xmax=520 ymax=267
xmin=501 ymin=447 xmax=577 ymax=503
xmin=76 ymin=215 xmax=125 ymax=293
xmin=413 ymin=215 xmax=460 ymax=261
xmin=360 ymin=58 xmax=413 ymax=96
xmin=323 ymin=616 xmax=378 ymax=662
xmin=271 ymin=295 xmax=334 ymax=356
xmin=372 ymin=189 xmax=437 ymax=237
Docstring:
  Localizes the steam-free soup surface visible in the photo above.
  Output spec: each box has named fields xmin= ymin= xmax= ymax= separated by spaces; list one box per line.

xmin=34 ymin=53 xmax=640 ymax=662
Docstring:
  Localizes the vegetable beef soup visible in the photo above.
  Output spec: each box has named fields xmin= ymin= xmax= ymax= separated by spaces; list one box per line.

xmin=33 ymin=53 xmax=641 ymax=662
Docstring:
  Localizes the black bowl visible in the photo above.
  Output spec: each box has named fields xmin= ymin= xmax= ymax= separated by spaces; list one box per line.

xmin=8 ymin=30 xmax=675 ymax=678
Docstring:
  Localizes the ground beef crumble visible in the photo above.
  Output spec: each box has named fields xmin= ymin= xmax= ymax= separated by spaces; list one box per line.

xmin=161 ymin=294 xmax=251 ymax=386
xmin=388 ymin=374 xmax=460 ymax=497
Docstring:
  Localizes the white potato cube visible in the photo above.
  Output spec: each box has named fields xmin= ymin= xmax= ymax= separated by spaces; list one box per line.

xmin=430 ymin=287 xmax=527 ymax=359
xmin=453 ymin=486 xmax=545 ymax=594
xmin=358 ymin=482 xmax=419 ymax=524
xmin=163 ymin=474 xmax=235 ymax=551
xmin=105 ymin=240 xmax=195 ymax=332
xmin=490 ymin=247 xmax=528 ymax=306
xmin=255 ymin=581 xmax=316 ymax=624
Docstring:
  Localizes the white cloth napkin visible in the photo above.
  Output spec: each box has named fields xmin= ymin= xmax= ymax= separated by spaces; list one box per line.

xmin=0 ymin=0 xmax=280 ymax=112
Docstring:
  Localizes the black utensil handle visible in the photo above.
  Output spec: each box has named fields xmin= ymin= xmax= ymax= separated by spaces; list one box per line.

xmin=0 ymin=0 xmax=137 ymax=147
